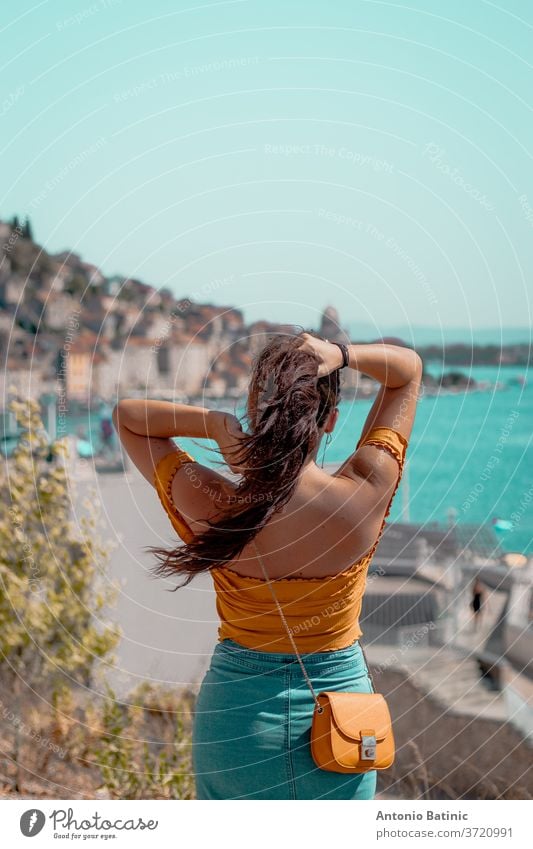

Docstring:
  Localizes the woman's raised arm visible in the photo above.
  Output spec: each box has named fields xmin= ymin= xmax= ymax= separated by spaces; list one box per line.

xmin=112 ymin=400 xmax=245 ymax=483
xmin=112 ymin=399 xmax=220 ymax=439
xmin=296 ymin=332 xmax=422 ymax=486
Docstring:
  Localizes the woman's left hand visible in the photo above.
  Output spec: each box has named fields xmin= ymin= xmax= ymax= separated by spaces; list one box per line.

xmin=208 ymin=411 xmax=247 ymax=474
xmin=295 ymin=332 xmax=344 ymax=377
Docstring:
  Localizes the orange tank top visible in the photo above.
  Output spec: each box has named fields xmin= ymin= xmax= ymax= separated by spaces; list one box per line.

xmin=153 ymin=425 xmax=408 ymax=653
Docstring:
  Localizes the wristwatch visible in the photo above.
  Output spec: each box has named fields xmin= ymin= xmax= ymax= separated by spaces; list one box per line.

xmin=330 ymin=341 xmax=349 ymax=369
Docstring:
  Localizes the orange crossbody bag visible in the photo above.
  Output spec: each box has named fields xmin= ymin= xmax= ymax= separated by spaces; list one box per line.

xmin=251 ymin=541 xmax=395 ymax=773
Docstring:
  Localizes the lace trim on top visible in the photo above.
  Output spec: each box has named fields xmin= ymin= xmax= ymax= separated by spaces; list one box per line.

xmin=213 ymin=548 xmax=373 ymax=583
xmin=356 ymin=425 xmax=408 ymax=467
xmin=153 ymin=447 xmax=196 ymax=544
xmin=354 ymin=425 xmax=408 ymax=561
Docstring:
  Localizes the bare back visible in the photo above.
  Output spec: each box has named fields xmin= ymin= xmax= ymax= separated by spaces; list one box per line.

xmin=228 ymin=465 xmax=388 ymax=579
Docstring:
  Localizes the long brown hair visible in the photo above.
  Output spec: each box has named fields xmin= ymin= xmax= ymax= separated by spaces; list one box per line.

xmin=147 ymin=330 xmax=341 ymax=587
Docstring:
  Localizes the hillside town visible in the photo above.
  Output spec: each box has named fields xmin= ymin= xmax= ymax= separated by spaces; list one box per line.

xmin=0 ymin=215 xmax=528 ymax=410
xmin=0 ymin=216 xmax=366 ymax=407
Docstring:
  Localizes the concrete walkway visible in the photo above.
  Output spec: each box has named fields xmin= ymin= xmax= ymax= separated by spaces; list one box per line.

xmin=367 ymin=643 xmax=507 ymax=721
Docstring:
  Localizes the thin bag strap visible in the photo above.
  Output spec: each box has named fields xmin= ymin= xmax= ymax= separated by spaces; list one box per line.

xmin=251 ymin=541 xmax=376 ymax=706
xmin=251 ymin=541 xmax=323 ymax=711
xmin=359 ymin=641 xmax=376 ymax=693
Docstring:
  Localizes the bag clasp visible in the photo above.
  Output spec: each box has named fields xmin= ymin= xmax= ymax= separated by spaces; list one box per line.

xmin=360 ymin=733 xmax=377 ymax=761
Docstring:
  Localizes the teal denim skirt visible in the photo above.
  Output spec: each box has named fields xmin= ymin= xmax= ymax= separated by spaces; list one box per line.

xmin=192 ymin=637 xmax=377 ymax=800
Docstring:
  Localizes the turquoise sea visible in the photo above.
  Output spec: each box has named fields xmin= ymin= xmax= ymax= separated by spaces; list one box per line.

xmin=37 ymin=365 xmax=532 ymax=557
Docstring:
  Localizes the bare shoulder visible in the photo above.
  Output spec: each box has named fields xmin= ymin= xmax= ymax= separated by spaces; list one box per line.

xmin=314 ymin=468 xmax=390 ymax=553
xmin=333 ymin=440 xmax=404 ymax=489
xmin=170 ymin=460 xmax=238 ymax=531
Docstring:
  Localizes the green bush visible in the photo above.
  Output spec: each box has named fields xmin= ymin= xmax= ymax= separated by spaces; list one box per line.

xmin=0 ymin=395 xmax=194 ymax=799
xmin=0 ymin=394 xmax=120 ymax=688
xmin=93 ymin=682 xmax=195 ymax=799
xmin=0 ymin=394 xmax=120 ymax=791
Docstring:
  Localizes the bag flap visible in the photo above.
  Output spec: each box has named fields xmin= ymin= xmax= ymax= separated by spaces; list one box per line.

xmin=322 ymin=691 xmax=392 ymax=742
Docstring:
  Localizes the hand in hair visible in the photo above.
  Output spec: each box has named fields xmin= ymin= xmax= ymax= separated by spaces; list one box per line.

xmin=295 ymin=332 xmax=344 ymax=377
xmin=210 ymin=411 xmax=247 ymax=474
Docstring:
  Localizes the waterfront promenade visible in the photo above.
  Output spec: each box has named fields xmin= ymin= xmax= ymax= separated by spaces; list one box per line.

xmin=76 ymin=463 xmax=219 ymax=694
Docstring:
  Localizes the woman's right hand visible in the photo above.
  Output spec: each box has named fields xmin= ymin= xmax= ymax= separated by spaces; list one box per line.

xmin=295 ymin=333 xmax=345 ymax=377
xmin=208 ymin=411 xmax=248 ymax=474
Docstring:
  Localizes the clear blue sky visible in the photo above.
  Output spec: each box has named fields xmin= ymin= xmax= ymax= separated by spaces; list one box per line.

xmin=1 ymin=0 xmax=532 ymax=339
